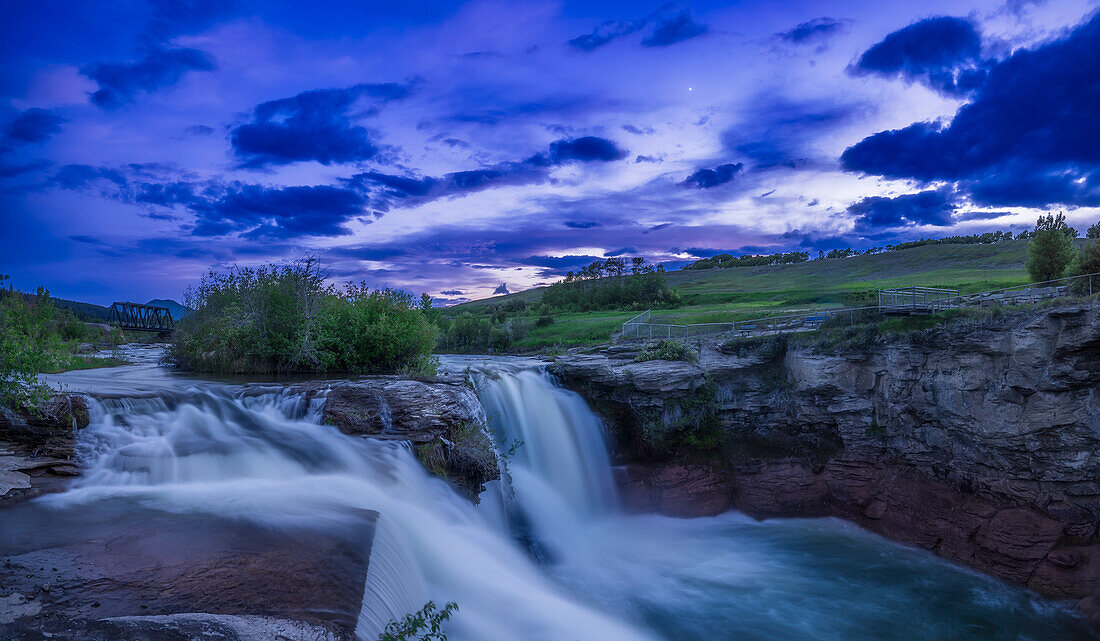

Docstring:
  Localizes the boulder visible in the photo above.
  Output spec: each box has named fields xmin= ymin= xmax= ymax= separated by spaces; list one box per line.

xmin=319 ymin=378 xmax=499 ymax=500
xmin=0 ymin=394 xmax=91 ymax=507
xmin=0 ymin=500 xmax=376 ymax=641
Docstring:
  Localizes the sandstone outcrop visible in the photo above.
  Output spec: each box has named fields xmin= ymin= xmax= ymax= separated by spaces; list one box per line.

xmin=314 ymin=377 xmax=499 ymax=500
xmin=0 ymin=500 xmax=376 ymax=640
xmin=551 ymin=306 xmax=1100 ymax=606
xmin=0 ymin=394 xmax=90 ymax=507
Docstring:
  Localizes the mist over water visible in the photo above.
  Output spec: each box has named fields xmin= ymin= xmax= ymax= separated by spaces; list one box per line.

xmin=19 ymin=363 xmax=1097 ymax=640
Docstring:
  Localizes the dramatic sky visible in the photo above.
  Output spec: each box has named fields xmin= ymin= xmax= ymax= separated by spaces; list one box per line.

xmin=2 ymin=0 xmax=1098 ymax=305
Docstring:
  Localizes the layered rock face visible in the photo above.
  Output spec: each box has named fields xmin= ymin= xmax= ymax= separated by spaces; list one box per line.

xmin=551 ymin=306 xmax=1100 ymax=612
xmin=0 ymin=394 xmax=90 ymax=507
xmin=315 ymin=377 xmax=499 ymax=499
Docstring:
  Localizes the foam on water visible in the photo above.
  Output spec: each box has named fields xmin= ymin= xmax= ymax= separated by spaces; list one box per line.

xmin=29 ymin=364 xmax=1097 ymax=641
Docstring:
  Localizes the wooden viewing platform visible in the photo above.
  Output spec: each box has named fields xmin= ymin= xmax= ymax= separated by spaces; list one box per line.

xmin=878 ymin=287 xmax=960 ymax=316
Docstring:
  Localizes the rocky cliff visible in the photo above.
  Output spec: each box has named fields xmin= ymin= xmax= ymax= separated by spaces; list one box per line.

xmin=313 ymin=376 xmax=498 ymax=500
xmin=550 ymin=305 xmax=1100 ymax=620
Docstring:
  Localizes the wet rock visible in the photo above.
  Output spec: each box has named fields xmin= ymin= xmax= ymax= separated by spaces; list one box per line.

xmin=0 ymin=394 xmax=90 ymax=458
xmin=615 ymin=463 xmax=733 ymax=517
xmin=1 ymin=613 xmax=345 ymax=641
xmin=318 ymin=378 xmax=499 ymax=500
xmin=0 ymin=501 xmax=376 ymax=640
xmin=0 ymin=394 xmax=91 ymax=508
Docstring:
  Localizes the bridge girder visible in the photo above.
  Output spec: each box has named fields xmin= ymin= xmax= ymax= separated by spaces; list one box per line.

xmin=109 ymin=302 xmax=175 ymax=332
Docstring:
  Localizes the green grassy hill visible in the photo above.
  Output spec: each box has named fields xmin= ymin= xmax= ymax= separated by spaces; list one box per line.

xmin=443 ymin=240 xmax=1049 ymax=350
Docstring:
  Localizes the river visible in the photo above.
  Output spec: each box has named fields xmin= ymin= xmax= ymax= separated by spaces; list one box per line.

xmin=3 ymin=348 xmax=1095 ymax=640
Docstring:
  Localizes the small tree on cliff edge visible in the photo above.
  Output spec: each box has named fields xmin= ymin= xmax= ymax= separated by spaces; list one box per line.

xmin=1026 ymin=213 xmax=1078 ymax=283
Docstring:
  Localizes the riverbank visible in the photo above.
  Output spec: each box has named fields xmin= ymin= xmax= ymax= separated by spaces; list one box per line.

xmin=2 ymin=334 xmax=1097 ymax=639
xmin=550 ymin=304 xmax=1100 ymax=623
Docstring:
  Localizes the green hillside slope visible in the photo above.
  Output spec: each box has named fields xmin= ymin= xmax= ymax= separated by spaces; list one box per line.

xmin=442 ymin=240 xmax=1046 ymax=350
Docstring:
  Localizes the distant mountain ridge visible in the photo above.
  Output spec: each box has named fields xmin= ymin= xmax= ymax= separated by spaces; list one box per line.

xmin=146 ymin=299 xmax=192 ymax=319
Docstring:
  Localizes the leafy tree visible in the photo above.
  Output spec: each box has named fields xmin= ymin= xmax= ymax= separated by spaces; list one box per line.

xmin=1087 ymin=220 xmax=1100 ymax=239
xmin=0 ymin=279 xmax=62 ymax=408
xmin=1026 ymin=213 xmax=1078 ymax=283
xmin=1070 ymin=237 xmax=1100 ymax=295
xmin=540 ymin=257 xmax=680 ymax=312
xmin=378 ymin=601 xmax=457 ymax=641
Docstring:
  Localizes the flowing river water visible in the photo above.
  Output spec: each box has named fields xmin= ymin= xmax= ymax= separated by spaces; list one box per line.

xmin=5 ymin=350 xmax=1096 ymax=640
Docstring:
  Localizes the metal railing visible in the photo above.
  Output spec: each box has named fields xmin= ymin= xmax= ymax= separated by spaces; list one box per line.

xmin=622 ymin=310 xmax=736 ymax=339
xmin=967 ymin=271 xmax=1100 ymax=308
xmin=878 ymin=287 xmax=960 ymax=315
xmin=731 ymin=306 xmax=879 ymax=336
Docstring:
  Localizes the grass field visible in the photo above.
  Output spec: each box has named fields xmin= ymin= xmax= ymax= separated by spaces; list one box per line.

xmin=445 ymin=240 xmax=1060 ymax=350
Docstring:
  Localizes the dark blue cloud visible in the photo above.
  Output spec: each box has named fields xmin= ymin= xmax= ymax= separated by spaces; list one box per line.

xmin=723 ymin=98 xmax=865 ymax=169
xmin=232 ymin=83 xmax=410 ymax=168
xmin=191 ymin=184 xmax=365 ymax=238
xmin=548 ymin=136 xmax=627 ymax=162
xmin=4 ymin=108 xmax=65 ymax=145
xmin=847 ymin=189 xmax=956 ymax=230
xmin=569 ymin=3 xmax=706 ymax=51
xmin=53 ymin=164 xmax=127 ymax=189
xmin=348 ymin=158 xmax=547 ymax=208
xmin=852 ymin=16 xmax=985 ymax=96
xmin=564 ymin=221 xmax=601 ymax=229
xmin=82 ymin=46 xmax=215 ymax=108
xmin=51 ymin=163 xmax=365 ymax=240
xmin=0 ymin=160 xmax=51 ymax=178
xmin=604 ymin=247 xmax=637 ymax=256
xmin=842 ymin=13 xmax=1100 ymax=208
xmin=641 ymin=3 xmax=707 ymax=47
xmin=778 ymin=17 xmax=847 ymax=44
xmin=349 ymin=136 xmax=626 ymax=208
xmin=682 ymin=163 xmax=742 ymax=188
xmin=569 ymin=20 xmax=642 ymax=51
xmin=134 ymin=181 xmax=197 ymax=207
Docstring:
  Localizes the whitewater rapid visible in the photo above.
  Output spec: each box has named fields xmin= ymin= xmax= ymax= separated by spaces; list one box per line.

xmin=23 ymin=362 xmax=1098 ymax=641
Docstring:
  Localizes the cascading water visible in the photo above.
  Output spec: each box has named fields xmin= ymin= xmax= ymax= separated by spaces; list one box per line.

xmin=33 ymin=385 xmax=656 ymax=641
xmin=472 ymin=366 xmax=1097 ymax=641
xmin=11 ymin=362 xmax=1097 ymax=641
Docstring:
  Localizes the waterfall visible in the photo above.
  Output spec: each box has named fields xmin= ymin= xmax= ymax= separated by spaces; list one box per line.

xmin=477 ymin=369 xmax=618 ymax=515
xmin=18 ymin=367 xmax=1095 ymax=641
xmin=40 ymin=386 xmax=656 ymax=641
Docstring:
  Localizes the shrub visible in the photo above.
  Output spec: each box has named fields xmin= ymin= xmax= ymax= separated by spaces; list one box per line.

xmin=167 ymin=258 xmax=436 ymax=374
xmin=319 ymin=285 xmax=438 ymax=373
xmin=1026 ymin=213 xmax=1078 ymax=283
xmin=378 ymin=601 xmax=457 ymax=641
xmin=634 ymin=339 xmax=698 ymax=363
xmin=0 ymin=284 xmax=63 ymax=408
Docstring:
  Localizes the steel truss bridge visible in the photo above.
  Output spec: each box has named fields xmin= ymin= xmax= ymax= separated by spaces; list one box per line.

xmin=109 ymin=302 xmax=175 ymax=333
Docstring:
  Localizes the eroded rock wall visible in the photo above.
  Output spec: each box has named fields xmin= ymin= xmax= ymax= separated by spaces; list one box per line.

xmin=551 ymin=306 xmax=1100 ymax=607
